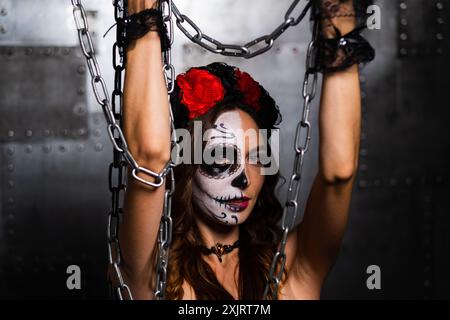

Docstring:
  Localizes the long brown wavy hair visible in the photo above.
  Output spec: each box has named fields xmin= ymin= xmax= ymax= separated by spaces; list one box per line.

xmin=161 ymin=103 xmax=286 ymax=300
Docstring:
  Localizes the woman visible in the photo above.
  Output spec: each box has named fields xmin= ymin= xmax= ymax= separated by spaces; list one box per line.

xmin=116 ymin=0 xmax=374 ymax=299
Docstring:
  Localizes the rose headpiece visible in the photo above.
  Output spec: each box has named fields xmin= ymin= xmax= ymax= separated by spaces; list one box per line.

xmin=170 ymin=62 xmax=281 ymax=130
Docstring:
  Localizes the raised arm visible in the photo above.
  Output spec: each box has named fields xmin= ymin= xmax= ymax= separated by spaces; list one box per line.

xmin=288 ymin=0 xmax=366 ymax=291
xmin=112 ymin=0 xmax=171 ymax=299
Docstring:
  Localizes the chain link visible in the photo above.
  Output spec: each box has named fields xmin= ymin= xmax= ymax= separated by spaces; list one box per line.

xmin=171 ymin=0 xmax=312 ymax=59
xmin=263 ymin=16 xmax=319 ymax=300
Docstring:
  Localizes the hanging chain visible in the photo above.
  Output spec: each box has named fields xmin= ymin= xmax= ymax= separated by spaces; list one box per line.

xmin=153 ymin=0 xmax=178 ymax=300
xmin=171 ymin=0 xmax=312 ymax=59
xmin=263 ymin=17 xmax=320 ymax=300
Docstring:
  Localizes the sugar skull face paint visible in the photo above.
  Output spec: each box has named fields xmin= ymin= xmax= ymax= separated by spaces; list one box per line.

xmin=192 ymin=109 xmax=265 ymax=225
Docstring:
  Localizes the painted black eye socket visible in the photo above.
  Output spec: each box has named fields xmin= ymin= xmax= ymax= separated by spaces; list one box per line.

xmin=200 ymin=145 xmax=241 ymax=179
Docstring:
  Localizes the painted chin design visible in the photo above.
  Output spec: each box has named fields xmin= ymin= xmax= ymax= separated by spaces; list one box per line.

xmin=192 ymin=184 xmax=253 ymax=225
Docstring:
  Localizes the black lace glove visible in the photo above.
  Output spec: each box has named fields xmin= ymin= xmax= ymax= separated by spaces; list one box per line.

xmin=313 ymin=0 xmax=375 ymax=73
xmin=125 ymin=8 xmax=171 ymax=51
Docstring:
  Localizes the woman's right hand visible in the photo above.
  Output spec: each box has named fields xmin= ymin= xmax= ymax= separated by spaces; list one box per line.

xmin=128 ymin=0 xmax=157 ymax=15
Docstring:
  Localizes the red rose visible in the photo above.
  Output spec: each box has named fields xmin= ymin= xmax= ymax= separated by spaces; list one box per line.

xmin=177 ymin=69 xmax=226 ymax=119
xmin=235 ymin=69 xmax=262 ymax=111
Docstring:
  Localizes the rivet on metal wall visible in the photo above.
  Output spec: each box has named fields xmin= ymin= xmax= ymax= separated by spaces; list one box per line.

xmin=25 ymin=145 xmax=33 ymax=153
xmin=0 ymin=25 xmax=7 ymax=34
xmin=25 ymin=47 xmax=33 ymax=56
xmin=25 ymin=129 xmax=33 ymax=137
xmin=78 ymin=128 xmax=86 ymax=136
xmin=77 ymin=65 xmax=86 ymax=75
xmin=93 ymin=129 xmax=101 ymax=137
xmin=360 ymin=148 xmax=368 ymax=157
xmin=8 ymin=180 xmax=14 ymax=188
xmin=77 ymin=143 xmax=86 ymax=152
xmin=93 ymin=116 xmax=101 ymax=125
xmin=389 ymin=178 xmax=398 ymax=187
xmin=6 ymin=146 xmax=14 ymax=155
xmin=43 ymin=129 xmax=51 ymax=137
xmin=7 ymin=129 xmax=14 ymax=138
xmin=361 ymin=132 xmax=367 ymax=141
xmin=94 ymin=143 xmax=103 ymax=152
xmin=0 ymin=8 xmax=7 ymax=16
xmin=7 ymin=163 xmax=14 ymax=172
xmin=59 ymin=145 xmax=67 ymax=152
xmin=399 ymin=2 xmax=408 ymax=10
xmin=42 ymin=144 xmax=52 ymax=153
xmin=73 ymin=103 xmax=86 ymax=116
xmin=436 ymin=2 xmax=444 ymax=10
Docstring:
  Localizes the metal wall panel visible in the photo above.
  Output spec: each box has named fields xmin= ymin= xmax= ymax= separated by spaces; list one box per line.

xmin=0 ymin=0 xmax=449 ymax=299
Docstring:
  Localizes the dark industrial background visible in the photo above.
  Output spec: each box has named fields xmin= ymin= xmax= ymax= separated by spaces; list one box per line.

xmin=0 ymin=0 xmax=449 ymax=299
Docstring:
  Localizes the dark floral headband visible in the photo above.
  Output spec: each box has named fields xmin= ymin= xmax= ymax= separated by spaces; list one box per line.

xmin=170 ymin=62 xmax=281 ymax=130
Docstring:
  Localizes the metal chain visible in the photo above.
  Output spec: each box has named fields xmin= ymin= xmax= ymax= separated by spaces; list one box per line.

xmin=153 ymin=0 xmax=177 ymax=300
xmin=171 ymin=0 xmax=313 ymax=59
xmin=263 ymin=17 xmax=320 ymax=300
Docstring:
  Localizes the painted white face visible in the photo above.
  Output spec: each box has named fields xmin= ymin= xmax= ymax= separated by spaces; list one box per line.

xmin=192 ymin=110 xmax=265 ymax=225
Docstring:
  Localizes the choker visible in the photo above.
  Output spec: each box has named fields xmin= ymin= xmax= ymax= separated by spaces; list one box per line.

xmin=197 ymin=240 xmax=240 ymax=263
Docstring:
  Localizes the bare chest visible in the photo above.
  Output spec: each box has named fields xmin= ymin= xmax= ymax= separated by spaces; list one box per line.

xmin=181 ymin=275 xmax=319 ymax=300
